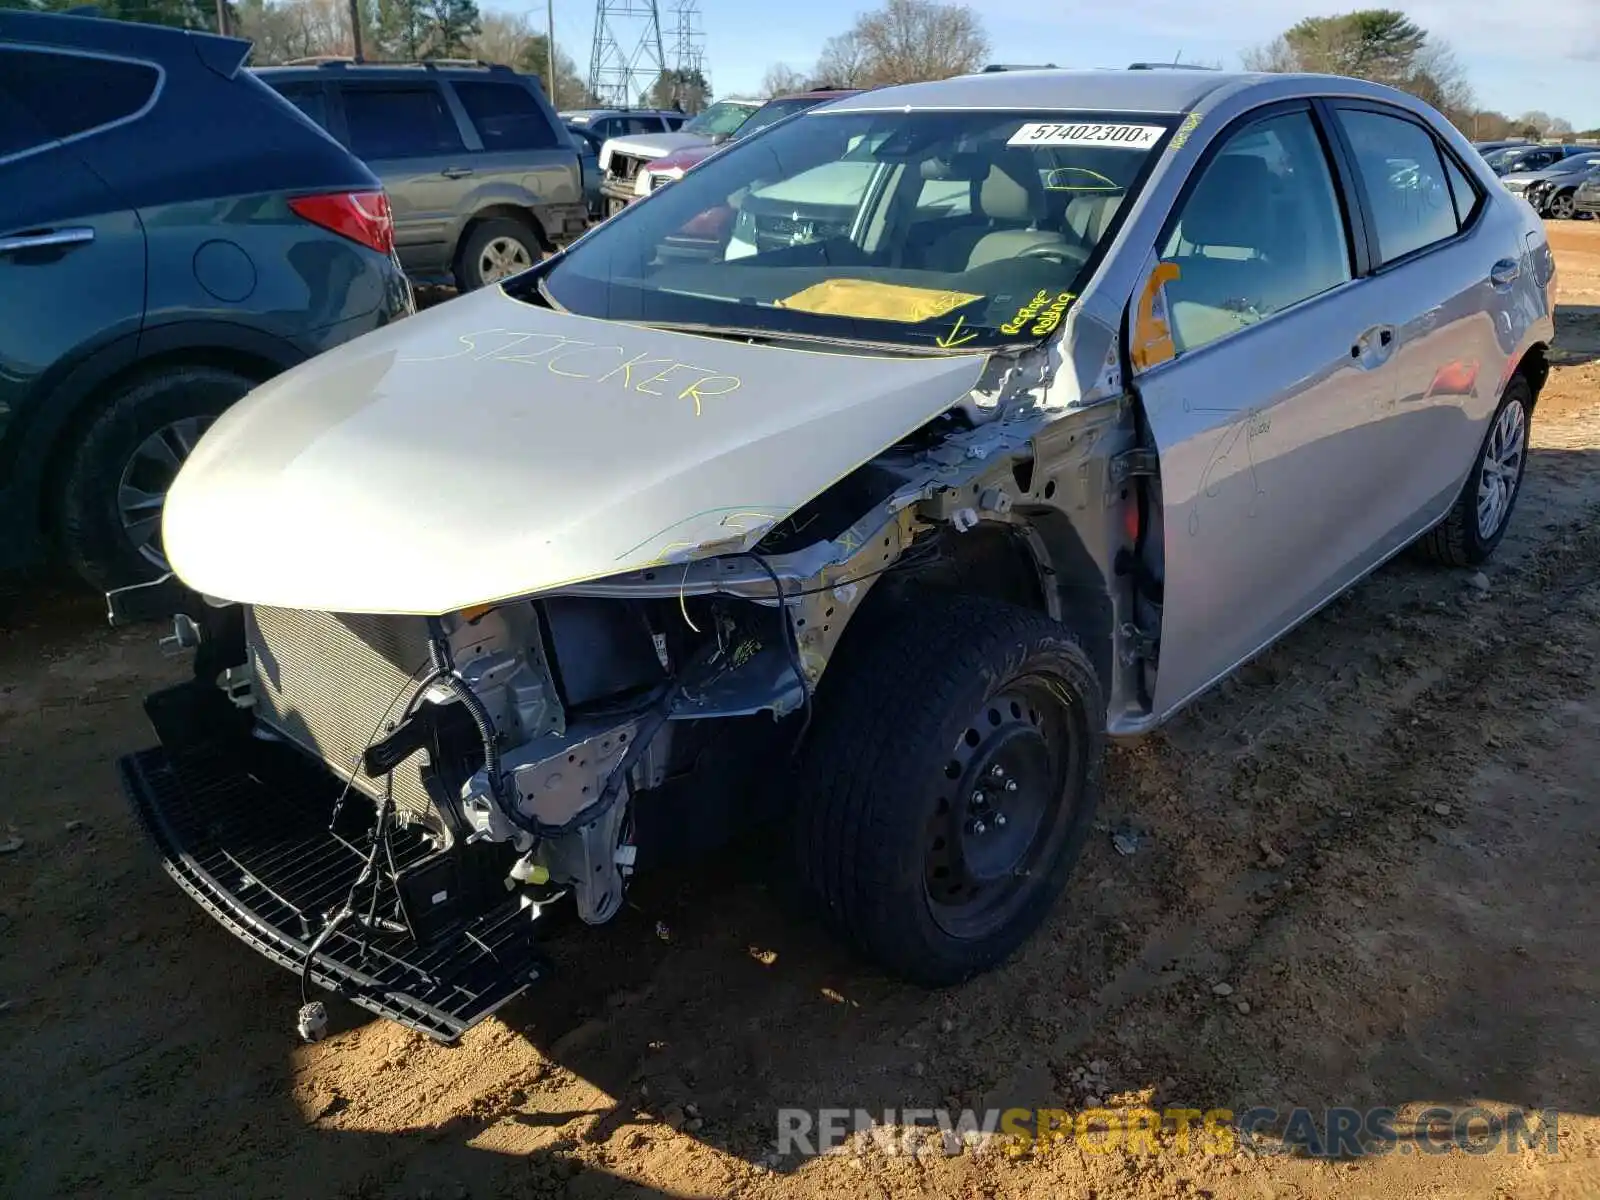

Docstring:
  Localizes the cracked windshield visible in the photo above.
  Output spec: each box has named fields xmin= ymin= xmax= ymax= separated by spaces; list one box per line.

xmin=534 ymin=111 xmax=1174 ymax=349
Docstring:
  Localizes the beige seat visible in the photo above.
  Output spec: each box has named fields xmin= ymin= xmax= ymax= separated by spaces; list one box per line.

xmin=925 ymin=157 xmax=1070 ymax=272
xmin=1163 ymin=155 xmax=1283 ymax=350
xmin=1062 ymin=192 xmax=1122 ymax=249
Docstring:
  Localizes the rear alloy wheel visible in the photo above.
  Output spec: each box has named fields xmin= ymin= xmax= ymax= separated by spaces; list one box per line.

xmin=795 ymin=595 xmax=1104 ymax=985
xmin=1547 ymin=190 xmax=1577 ymax=220
xmin=1416 ymin=374 xmax=1531 ymax=567
xmin=456 ymin=219 xmax=542 ymax=290
xmin=58 ymin=364 xmax=253 ymax=592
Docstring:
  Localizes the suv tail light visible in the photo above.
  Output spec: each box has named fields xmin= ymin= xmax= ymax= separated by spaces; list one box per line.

xmin=289 ymin=191 xmax=395 ymax=255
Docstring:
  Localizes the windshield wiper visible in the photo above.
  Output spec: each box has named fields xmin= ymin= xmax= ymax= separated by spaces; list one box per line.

xmin=627 ymin=319 xmax=1010 ymax=357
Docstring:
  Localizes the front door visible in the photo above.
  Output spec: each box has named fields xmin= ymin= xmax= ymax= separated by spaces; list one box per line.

xmin=1131 ymin=104 xmax=1398 ymax=718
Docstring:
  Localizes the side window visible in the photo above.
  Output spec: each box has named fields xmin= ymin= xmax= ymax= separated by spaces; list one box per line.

xmin=340 ymin=85 xmax=464 ymax=159
xmin=592 ymin=118 xmax=620 ymax=139
xmin=915 ymin=177 xmax=972 ymax=218
xmin=1443 ymin=153 xmax=1479 ymax=227
xmin=1336 ymin=108 xmax=1459 ymax=265
xmin=1159 ymin=109 xmax=1351 ymax=356
xmin=0 ymin=48 xmax=158 ymax=143
xmin=273 ymin=83 xmax=329 ymax=131
xmin=452 ymin=81 xmax=559 ymax=151
xmin=0 ymin=88 xmax=53 ymax=160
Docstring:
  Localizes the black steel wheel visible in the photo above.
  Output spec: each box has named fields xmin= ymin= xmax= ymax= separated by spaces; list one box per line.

xmin=795 ymin=594 xmax=1103 ymax=985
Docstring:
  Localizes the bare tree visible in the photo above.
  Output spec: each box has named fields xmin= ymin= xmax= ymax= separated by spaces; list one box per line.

xmin=760 ymin=62 xmax=809 ymax=97
xmin=822 ymin=0 xmax=987 ymax=88
xmin=815 ymin=30 xmax=869 ymax=87
xmin=235 ymin=0 xmax=364 ymax=63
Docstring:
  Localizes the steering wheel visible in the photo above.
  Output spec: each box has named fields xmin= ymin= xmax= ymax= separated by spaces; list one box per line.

xmin=1015 ymin=245 xmax=1082 ymax=266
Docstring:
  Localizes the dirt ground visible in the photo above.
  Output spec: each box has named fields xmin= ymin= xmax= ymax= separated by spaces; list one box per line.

xmin=4 ymin=225 xmax=1600 ymax=1200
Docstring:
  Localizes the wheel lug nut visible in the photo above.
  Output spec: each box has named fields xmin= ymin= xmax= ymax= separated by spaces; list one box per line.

xmin=994 ymin=813 xmax=1008 ymax=827
xmin=970 ymin=820 xmax=987 ymax=835
xmin=1004 ymin=779 xmax=1018 ymax=793
xmin=989 ymin=764 xmax=1006 ymax=779
xmin=970 ymin=790 xmax=984 ymax=805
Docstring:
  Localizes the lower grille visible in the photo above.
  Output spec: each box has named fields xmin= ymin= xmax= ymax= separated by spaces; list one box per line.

xmin=245 ymin=606 xmax=438 ymax=826
xmin=119 ymin=683 xmax=545 ymax=1042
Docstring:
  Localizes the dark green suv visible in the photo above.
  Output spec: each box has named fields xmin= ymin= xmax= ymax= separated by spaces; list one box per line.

xmin=0 ymin=11 xmax=413 ymax=591
xmin=256 ymin=61 xmax=589 ymax=289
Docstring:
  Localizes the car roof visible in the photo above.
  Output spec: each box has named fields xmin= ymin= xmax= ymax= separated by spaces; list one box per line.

xmin=0 ymin=7 xmax=253 ymax=73
xmin=769 ymin=88 xmax=861 ymax=102
xmin=254 ymin=60 xmax=531 ymax=82
xmin=821 ymin=68 xmax=1425 ymax=115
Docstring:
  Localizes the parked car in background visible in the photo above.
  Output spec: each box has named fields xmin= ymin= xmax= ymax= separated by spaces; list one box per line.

xmin=559 ymin=107 xmax=686 ymax=141
xmin=117 ymin=67 xmax=1555 ymax=1043
xmin=1523 ymin=157 xmax=1600 ymax=218
xmin=598 ymin=98 xmax=760 ymax=215
xmin=257 ymin=61 xmax=587 ymax=289
xmin=631 ymin=88 xmax=860 ymax=199
xmin=1574 ymin=171 xmax=1600 ymax=218
xmin=1471 ymin=138 xmax=1533 ymax=156
xmin=0 ymin=10 xmax=411 ymax=592
xmin=1484 ymin=143 xmax=1586 ymax=177
xmin=565 ymin=123 xmax=604 ymax=217
xmin=1497 ymin=150 xmax=1600 ymax=216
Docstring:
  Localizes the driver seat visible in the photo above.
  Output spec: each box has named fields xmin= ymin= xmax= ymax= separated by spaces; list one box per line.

xmin=927 ymin=156 xmax=1069 ymax=271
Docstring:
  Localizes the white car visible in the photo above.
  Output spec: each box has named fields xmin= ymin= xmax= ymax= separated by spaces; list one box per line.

xmin=598 ymin=99 xmax=758 ymax=215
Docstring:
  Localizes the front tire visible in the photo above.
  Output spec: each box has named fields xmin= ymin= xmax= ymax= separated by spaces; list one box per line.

xmin=58 ymin=364 xmax=254 ymax=592
xmin=795 ymin=595 xmax=1104 ymax=985
xmin=1546 ymin=190 xmax=1577 ymax=220
xmin=1416 ymin=374 xmax=1531 ymax=567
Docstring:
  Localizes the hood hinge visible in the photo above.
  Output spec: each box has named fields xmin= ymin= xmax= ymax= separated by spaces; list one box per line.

xmin=1110 ymin=447 xmax=1159 ymax=485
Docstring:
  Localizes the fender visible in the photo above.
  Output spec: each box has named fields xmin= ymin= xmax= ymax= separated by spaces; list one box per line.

xmin=0 ymin=319 xmax=308 ymax=569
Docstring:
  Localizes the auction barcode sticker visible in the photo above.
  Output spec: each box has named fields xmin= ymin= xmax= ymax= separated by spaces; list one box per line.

xmin=1007 ymin=122 xmax=1165 ymax=149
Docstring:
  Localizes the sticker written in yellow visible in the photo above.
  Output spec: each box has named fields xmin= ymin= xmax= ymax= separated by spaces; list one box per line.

xmin=776 ymin=279 xmax=983 ymax=324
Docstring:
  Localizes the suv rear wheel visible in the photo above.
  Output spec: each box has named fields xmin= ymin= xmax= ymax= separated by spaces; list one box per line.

xmin=457 ymin=218 xmax=543 ymax=289
xmin=58 ymin=364 xmax=255 ymax=591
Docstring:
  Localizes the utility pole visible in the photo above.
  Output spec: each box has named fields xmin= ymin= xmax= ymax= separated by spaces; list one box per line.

xmin=214 ymin=0 xmax=228 ymax=36
xmin=348 ymin=0 xmax=365 ymax=61
xmin=547 ymin=0 xmax=557 ymax=106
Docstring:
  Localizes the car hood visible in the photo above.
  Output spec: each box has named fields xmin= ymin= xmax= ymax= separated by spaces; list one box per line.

xmin=162 ymin=285 xmax=988 ymax=615
xmin=648 ymin=144 xmax=716 ymax=173
xmin=600 ymin=132 xmax=706 ymax=168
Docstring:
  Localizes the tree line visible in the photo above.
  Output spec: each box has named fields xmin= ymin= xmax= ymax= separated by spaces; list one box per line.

xmin=3 ymin=0 xmax=1593 ymax=136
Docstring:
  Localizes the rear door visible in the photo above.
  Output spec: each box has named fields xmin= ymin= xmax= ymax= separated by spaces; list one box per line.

xmin=446 ymin=77 xmax=581 ymax=219
xmin=1323 ymin=102 xmax=1518 ymax=538
xmin=1130 ymin=103 xmax=1400 ymax=718
xmin=0 ymin=47 xmax=148 ymax=476
xmin=334 ymin=80 xmax=474 ymax=276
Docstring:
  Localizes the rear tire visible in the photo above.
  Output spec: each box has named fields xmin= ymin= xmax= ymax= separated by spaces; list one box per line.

xmin=58 ymin=364 xmax=254 ymax=592
xmin=794 ymin=594 xmax=1104 ymax=985
xmin=455 ymin=219 xmax=543 ymax=290
xmin=1415 ymin=374 xmax=1531 ymax=568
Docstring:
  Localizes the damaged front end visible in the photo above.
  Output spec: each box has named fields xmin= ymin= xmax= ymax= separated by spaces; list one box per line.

xmin=114 ymin=561 xmax=822 ymax=1041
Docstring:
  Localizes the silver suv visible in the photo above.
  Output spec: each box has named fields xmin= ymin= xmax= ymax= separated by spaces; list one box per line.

xmin=116 ymin=67 xmax=1555 ymax=1042
xmin=258 ymin=61 xmax=588 ymax=288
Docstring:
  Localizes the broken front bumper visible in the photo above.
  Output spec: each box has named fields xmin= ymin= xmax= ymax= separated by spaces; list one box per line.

xmin=118 ymin=681 xmax=545 ymax=1043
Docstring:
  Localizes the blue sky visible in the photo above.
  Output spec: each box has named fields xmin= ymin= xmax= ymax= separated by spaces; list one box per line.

xmin=525 ymin=0 xmax=1600 ymax=130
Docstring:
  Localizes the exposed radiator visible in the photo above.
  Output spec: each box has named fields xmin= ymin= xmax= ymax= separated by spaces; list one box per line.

xmin=244 ymin=606 xmax=439 ymax=826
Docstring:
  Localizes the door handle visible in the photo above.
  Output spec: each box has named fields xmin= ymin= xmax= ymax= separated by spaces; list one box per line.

xmin=440 ymin=167 xmax=474 ymax=179
xmin=0 ymin=226 xmax=95 ymax=256
xmin=1489 ymin=258 xmax=1521 ymax=287
xmin=1351 ymin=325 xmax=1397 ymax=365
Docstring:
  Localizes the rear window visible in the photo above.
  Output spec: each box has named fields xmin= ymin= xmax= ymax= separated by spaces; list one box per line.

xmin=340 ymin=84 xmax=464 ymax=158
xmin=0 ymin=48 xmax=158 ymax=142
xmin=453 ymin=80 xmax=559 ymax=151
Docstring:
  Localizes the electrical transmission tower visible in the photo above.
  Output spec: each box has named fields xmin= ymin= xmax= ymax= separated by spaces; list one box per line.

xmin=667 ymin=0 xmax=707 ymax=96
xmin=587 ymin=0 xmax=668 ymax=108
